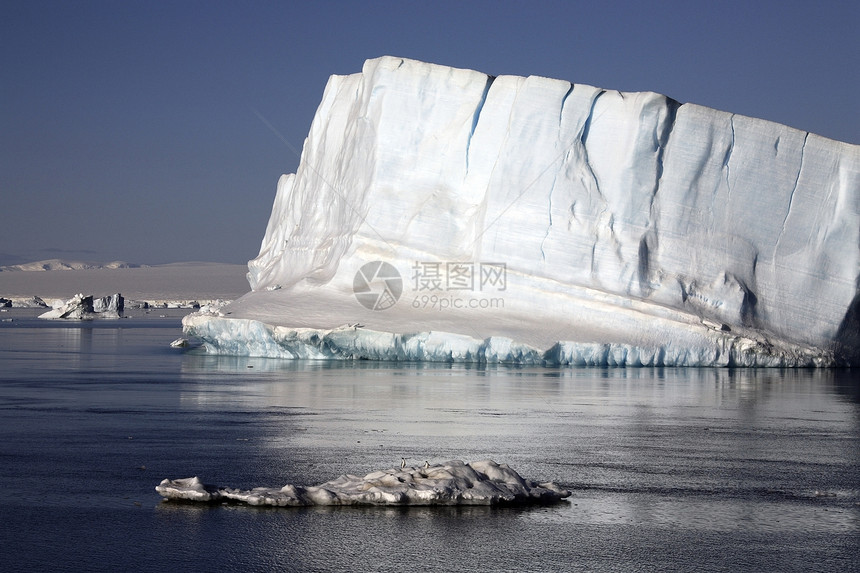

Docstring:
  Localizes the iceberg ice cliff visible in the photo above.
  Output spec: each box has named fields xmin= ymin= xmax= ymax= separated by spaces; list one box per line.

xmin=184 ymin=56 xmax=860 ymax=366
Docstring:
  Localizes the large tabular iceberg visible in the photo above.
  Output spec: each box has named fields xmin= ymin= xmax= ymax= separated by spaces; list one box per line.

xmin=184 ymin=56 xmax=860 ymax=366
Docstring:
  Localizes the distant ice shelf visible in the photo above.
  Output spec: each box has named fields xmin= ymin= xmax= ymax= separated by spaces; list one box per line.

xmin=156 ymin=460 xmax=570 ymax=506
xmin=182 ymin=56 xmax=860 ymax=367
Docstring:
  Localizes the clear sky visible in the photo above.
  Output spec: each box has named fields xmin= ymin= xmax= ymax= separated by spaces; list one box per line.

xmin=2 ymin=0 xmax=858 ymax=266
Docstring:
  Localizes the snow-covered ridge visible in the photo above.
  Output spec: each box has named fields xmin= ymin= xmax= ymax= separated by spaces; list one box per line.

xmin=156 ymin=460 xmax=570 ymax=506
xmin=0 ymin=259 xmax=146 ymax=272
xmin=185 ymin=56 xmax=860 ymax=366
xmin=0 ymin=262 xmax=249 ymax=302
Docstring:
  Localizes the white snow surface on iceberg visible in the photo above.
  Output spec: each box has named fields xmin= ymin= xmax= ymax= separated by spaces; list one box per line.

xmin=156 ymin=460 xmax=570 ymax=506
xmin=184 ymin=56 xmax=860 ymax=366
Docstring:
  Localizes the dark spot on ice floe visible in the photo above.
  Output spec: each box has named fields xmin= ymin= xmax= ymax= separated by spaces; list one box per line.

xmin=774 ymin=136 xmax=781 ymax=153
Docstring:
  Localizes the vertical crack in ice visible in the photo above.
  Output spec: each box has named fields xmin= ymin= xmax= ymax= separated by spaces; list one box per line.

xmin=640 ymin=98 xmax=679 ymax=295
xmin=540 ymin=180 xmax=554 ymax=262
xmin=580 ymin=89 xmax=604 ymax=147
xmin=580 ymin=90 xmax=607 ymax=277
xmin=559 ymin=82 xmax=574 ymax=125
xmin=774 ymin=132 xmax=808 ymax=259
xmin=541 ymin=85 xmax=575 ymax=262
xmin=579 ymin=90 xmax=606 ymax=202
xmin=590 ymin=242 xmax=597 ymax=276
xmin=751 ymin=251 xmax=759 ymax=284
xmin=540 ymin=148 xmax=571 ymax=262
xmin=468 ymin=83 xmax=572 ymax=255
xmin=541 ymin=174 xmax=555 ymax=262
xmin=651 ymin=98 xmax=680 ymax=201
xmin=465 ymin=75 xmax=494 ymax=174
xmin=724 ymin=114 xmax=736 ymax=193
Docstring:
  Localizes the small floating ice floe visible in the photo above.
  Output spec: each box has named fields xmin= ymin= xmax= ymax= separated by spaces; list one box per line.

xmin=156 ymin=459 xmax=570 ymax=506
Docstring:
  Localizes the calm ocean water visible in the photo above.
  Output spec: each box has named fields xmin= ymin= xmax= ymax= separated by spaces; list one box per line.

xmin=0 ymin=311 xmax=858 ymax=572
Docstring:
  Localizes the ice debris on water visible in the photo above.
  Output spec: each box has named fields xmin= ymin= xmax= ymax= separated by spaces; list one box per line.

xmin=156 ymin=460 xmax=570 ymax=507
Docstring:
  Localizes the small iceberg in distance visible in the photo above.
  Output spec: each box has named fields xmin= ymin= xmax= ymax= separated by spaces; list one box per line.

xmin=38 ymin=293 xmax=124 ymax=320
xmin=156 ymin=460 xmax=570 ymax=507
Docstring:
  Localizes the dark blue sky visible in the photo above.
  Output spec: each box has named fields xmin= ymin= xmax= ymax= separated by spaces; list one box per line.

xmin=2 ymin=1 xmax=858 ymax=265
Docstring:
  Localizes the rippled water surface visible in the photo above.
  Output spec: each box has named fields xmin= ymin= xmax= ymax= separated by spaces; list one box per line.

xmin=0 ymin=313 xmax=858 ymax=572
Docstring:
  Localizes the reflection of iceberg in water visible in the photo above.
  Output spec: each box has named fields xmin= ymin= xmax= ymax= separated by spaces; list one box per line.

xmin=60 ymin=327 xmax=93 ymax=371
xmin=157 ymin=459 xmax=570 ymax=506
xmin=178 ymin=355 xmax=853 ymax=396
xmin=62 ymin=327 xmax=92 ymax=352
